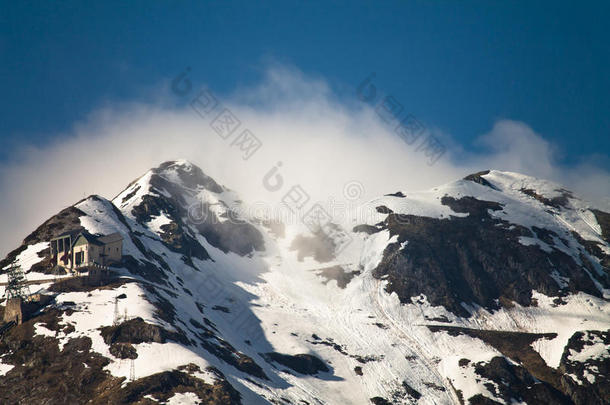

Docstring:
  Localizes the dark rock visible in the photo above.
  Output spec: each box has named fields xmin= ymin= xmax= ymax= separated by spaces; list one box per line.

xmin=314 ymin=265 xmax=360 ymax=288
xmin=558 ymin=330 xmax=610 ymax=405
xmin=0 ymin=206 xmax=86 ymax=274
xmin=441 ymin=195 xmax=503 ymax=215
xmin=471 ymin=356 xmax=571 ymax=405
xmin=264 ymin=352 xmax=329 ymax=375
xmin=155 ymin=160 xmax=224 ymax=193
xmin=459 ymin=358 xmax=470 ymax=367
xmin=402 ymin=381 xmax=422 ymax=399
xmin=111 ymin=368 xmax=242 ymax=404
xmin=463 ymin=170 xmax=499 ymax=190
xmin=109 ymin=343 xmax=138 ymax=359
xmin=353 ymin=224 xmax=381 ymax=235
xmin=424 ymin=314 xmax=451 ymax=323
xmin=198 ymin=337 xmax=268 ymax=380
xmin=422 ymin=382 xmax=446 ymax=391
xmin=131 ymin=194 xmax=210 ymax=263
xmin=519 ymin=188 xmax=572 ymax=209
xmin=591 ymin=209 xmax=610 ymax=244
xmin=99 ymin=317 xmax=185 ymax=345
xmin=376 ymin=205 xmax=394 ymax=214
xmin=212 ymin=305 xmax=230 ymax=313
xmin=0 ymin=309 xmax=122 ymax=404
xmin=121 ymin=184 xmax=140 ymax=204
xmin=385 ymin=191 xmax=406 ymax=197
xmin=128 ymin=161 xmax=264 ymax=258
xmin=373 ymin=195 xmax=606 ymax=316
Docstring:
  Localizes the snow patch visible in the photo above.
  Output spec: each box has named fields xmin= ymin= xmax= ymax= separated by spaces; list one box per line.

xmin=166 ymin=392 xmax=201 ymax=405
xmin=0 ymin=362 xmax=14 ymax=376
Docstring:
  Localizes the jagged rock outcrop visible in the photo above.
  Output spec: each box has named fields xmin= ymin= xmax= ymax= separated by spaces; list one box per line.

xmin=1 ymin=163 xmax=608 ymax=405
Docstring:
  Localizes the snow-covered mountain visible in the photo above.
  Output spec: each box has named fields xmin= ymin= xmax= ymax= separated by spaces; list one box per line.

xmin=0 ymin=160 xmax=608 ymax=405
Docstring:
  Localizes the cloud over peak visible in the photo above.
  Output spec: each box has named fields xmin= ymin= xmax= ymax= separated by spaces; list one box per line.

xmin=0 ymin=65 xmax=608 ymax=255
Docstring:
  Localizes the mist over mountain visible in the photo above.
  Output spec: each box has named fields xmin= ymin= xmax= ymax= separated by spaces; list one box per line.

xmin=2 ymin=67 xmax=610 ymax=262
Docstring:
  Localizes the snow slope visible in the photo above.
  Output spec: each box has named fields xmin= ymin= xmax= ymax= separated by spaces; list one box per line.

xmin=1 ymin=162 xmax=609 ymax=405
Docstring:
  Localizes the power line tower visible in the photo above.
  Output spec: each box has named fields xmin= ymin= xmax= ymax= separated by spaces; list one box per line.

xmin=3 ymin=265 xmax=31 ymax=300
xmin=129 ymin=359 xmax=135 ymax=381
xmin=113 ymin=296 xmax=120 ymax=325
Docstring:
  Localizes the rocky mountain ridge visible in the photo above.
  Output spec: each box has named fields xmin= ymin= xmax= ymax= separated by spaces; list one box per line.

xmin=0 ymin=160 xmax=608 ymax=404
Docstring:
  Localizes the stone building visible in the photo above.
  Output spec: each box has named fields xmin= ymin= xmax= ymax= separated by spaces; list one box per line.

xmin=3 ymin=298 xmax=23 ymax=325
xmin=50 ymin=231 xmax=123 ymax=269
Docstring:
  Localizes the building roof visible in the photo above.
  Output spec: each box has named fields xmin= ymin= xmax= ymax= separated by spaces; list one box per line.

xmin=50 ymin=229 xmax=82 ymax=241
xmin=51 ymin=230 xmax=122 ymax=247
xmin=75 ymin=232 xmax=104 ymax=246
xmin=97 ymin=232 xmax=123 ymax=244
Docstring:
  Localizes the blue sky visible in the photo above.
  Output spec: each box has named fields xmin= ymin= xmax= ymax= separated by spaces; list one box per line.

xmin=1 ymin=1 xmax=610 ymax=255
xmin=1 ymin=1 xmax=609 ymax=168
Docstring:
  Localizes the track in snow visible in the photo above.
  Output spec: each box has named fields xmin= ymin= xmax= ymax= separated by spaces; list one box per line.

xmin=371 ymin=279 xmax=461 ymax=405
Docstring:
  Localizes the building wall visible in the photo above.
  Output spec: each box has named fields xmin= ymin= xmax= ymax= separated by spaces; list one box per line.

xmin=72 ymin=241 xmax=122 ymax=266
xmin=52 ymin=237 xmax=73 ymax=268
xmin=88 ymin=244 xmax=102 ymax=264
xmin=100 ymin=240 xmax=122 ymax=265
xmin=73 ymin=244 xmax=91 ymax=266
xmin=51 ymin=234 xmax=123 ymax=269
xmin=3 ymin=298 xmax=23 ymax=325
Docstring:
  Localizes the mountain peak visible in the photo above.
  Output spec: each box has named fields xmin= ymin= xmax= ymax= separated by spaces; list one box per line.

xmin=151 ymin=160 xmax=225 ymax=194
xmin=1 ymin=162 xmax=609 ymax=405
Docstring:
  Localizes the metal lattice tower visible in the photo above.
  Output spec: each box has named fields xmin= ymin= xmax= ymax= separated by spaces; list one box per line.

xmin=3 ymin=265 xmax=31 ymax=300
xmin=113 ymin=296 xmax=120 ymax=325
xmin=129 ymin=359 xmax=135 ymax=381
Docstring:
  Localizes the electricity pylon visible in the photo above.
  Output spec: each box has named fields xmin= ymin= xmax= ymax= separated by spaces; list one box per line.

xmin=113 ymin=296 xmax=120 ymax=325
xmin=3 ymin=265 xmax=31 ymax=300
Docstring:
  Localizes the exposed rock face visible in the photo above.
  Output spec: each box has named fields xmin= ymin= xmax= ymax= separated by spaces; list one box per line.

xmin=0 ymin=310 xmax=122 ymax=405
xmin=263 ymin=352 xmax=329 ymax=375
xmin=519 ymin=187 xmax=573 ymax=209
xmin=0 ymin=309 xmax=241 ymax=404
xmin=372 ymin=195 xmax=608 ymax=316
xmin=197 ymin=334 xmax=268 ymax=380
xmin=0 ymin=206 xmax=86 ymax=274
xmin=559 ymin=330 xmax=610 ymax=405
xmin=153 ymin=160 xmax=224 ymax=194
xmin=126 ymin=160 xmax=264 ymax=257
xmin=2 ymin=163 xmax=609 ymax=404
xmin=100 ymin=318 xmax=171 ymax=345
xmin=131 ymin=193 xmax=211 ymax=262
xmin=369 ymin=397 xmax=392 ymax=405
xmin=2 ymin=298 xmax=22 ymax=325
xmin=0 ymin=301 xmax=246 ymax=404
xmin=471 ymin=356 xmax=571 ymax=405
xmin=428 ymin=326 xmax=610 ymax=404
xmin=591 ymin=209 xmax=610 ymax=243
xmin=109 ymin=343 xmax=138 ymax=359
xmin=463 ymin=170 xmax=499 ymax=190
xmin=107 ymin=367 xmax=242 ymax=405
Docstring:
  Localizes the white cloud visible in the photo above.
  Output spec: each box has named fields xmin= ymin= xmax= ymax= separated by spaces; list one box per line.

xmin=470 ymin=120 xmax=610 ymax=207
xmin=0 ymin=66 xmax=608 ymax=256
